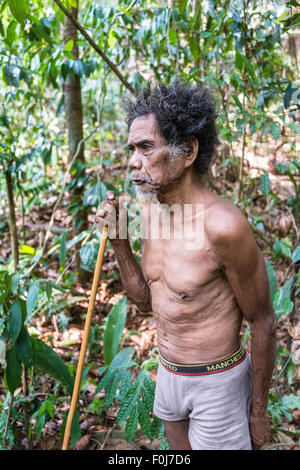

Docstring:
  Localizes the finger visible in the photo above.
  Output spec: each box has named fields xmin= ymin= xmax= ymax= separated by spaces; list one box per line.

xmin=95 ymin=209 xmax=107 ymax=221
xmin=100 ymin=201 xmax=117 ymax=216
xmin=105 ymin=191 xmax=119 ymax=208
xmin=96 ymin=209 xmax=107 ymax=218
xmin=106 ymin=190 xmax=115 ymax=200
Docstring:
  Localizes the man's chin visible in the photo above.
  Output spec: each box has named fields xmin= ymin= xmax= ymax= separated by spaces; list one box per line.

xmin=135 ymin=185 xmax=159 ymax=203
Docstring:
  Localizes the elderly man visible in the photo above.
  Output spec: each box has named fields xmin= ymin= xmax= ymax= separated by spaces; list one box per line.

xmin=95 ymin=81 xmax=276 ymax=450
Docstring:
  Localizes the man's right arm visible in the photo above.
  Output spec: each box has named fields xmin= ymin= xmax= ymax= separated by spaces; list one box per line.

xmin=110 ymin=238 xmax=152 ymax=312
xmin=95 ymin=191 xmax=152 ymax=313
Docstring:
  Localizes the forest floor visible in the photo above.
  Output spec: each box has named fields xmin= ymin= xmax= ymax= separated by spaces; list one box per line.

xmin=0 ymin=138 xmax=299 ymax=451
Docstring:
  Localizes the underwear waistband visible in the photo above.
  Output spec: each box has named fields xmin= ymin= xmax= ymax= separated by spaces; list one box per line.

xmin=159 ymin=346 xmax=246 ymax=376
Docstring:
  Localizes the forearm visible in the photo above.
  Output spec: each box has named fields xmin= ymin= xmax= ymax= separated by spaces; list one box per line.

xmin=110 ymin=239 xmax=152 ymax=312
xmin=249 ymin=311 xmax=276 ymax=414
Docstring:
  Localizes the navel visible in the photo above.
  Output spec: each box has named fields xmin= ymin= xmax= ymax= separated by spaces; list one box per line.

xmin=179 ymin=291 xmax=188 ymax=300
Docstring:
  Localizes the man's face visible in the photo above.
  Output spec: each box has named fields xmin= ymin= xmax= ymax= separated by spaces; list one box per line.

xmin=127 ymin=113 xmax=186 ymax=200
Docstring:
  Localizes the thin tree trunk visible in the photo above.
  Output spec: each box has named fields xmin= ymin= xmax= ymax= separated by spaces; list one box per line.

xmin=62 ymin=3 xmax=90 ymax=283
xmin=5 ymin=168 xmax=19 ymax=271
xmin=63 ymin=6 xmax=84 ymax=163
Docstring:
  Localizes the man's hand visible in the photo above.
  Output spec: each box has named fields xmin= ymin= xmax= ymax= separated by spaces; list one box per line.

xmin=249 ymin=410 xmax=271 ymax=450
xmin=94 ymin=190 xmax=120 ymax=239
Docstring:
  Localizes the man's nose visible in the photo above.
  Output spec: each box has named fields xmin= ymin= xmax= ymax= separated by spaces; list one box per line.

xmin=129 ymin=151 xmax=142 ymax=170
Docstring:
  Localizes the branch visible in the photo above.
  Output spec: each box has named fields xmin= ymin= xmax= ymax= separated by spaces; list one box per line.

xmin=53 ymin=0 xmax=136 ymax=95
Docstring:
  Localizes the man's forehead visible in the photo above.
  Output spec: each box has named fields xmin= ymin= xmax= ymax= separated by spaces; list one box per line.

xmin=128 ymin=113 xmax=161 ymax=143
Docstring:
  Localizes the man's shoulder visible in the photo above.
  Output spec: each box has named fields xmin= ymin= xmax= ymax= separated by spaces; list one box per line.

xmin=204 ymin=194 xmax=251 ymax=247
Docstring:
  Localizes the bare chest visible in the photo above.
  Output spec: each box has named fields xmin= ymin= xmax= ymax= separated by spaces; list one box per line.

xmin=141 ymin=234 xmax=221 ymax=300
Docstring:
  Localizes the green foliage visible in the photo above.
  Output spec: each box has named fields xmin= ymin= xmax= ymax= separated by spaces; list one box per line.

xmin=115 ymin=369 xmax=161 ymax=443
xmin=265 ymin=260 xmax=278 ymax=303
xmin=273 ymin=276 xmax=294 ymax=320
xmin=7 ymin=0 xmax=28 ymax=24
xmin=292 ymin=246 xmax=300 ymax=264
xmin=103 ymin=295 xmax=127 ymax=365
xmin=260 ymin=171 xmax=270 ymax=199
xmin=61 ymin=409 xmax=81 ymax=449
xmin=159 ymin=438 xmax=171 ymax=450
xmin=32 ymin=397 xmax=55 ymax=439
xmin=268 ymin=393 xmax=300 ymax=426
xmin=276 ymin=160 xmax=300 ymax=215
xmin=5 ymin=346 xmax=22 ymax=394
xmin=0 ymin=271 xmax=74 ymax=395
xmin=26 ymin=282 xmax=40 ymax=317
xmin=94 ymin=298 xmax=163 ymax=444
xmin=31 ymin=337 xmax=74 ymax=393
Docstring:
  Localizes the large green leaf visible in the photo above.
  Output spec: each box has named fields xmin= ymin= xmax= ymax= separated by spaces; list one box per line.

xmin=5 ymin=346 xmax=22 ymax=394
xmin=80 ymin=243 xmax=99 ymax=271
xmin=125 ymin=405 xmax=139 ymax=442
xmin=26 ymin=281 xmax=40 ymax=317
xmin=235 ymin=50 xmax=244 ymax=72
xmin=271 ymin=122 xmax=281 ymax=140
xmin=138 ymin=399 xmax=152 ymax=440
xmin=260 ymin=170 xmax=270 ymax=198
xmin=292 ymin=246 xmax=300 ymax=264
xmin=109 ymin=347 xmax=136 ymax=369
xmin=31 ymin=337 xmax=74 ymax=393
xmin=103 ymin=296 xmax=127 ymax=365
xmin=116 ymin=382 xmax=140 ymax=425
xmin=169 ymin=29 xmax=177 ymax=46
xmin=7 ymin=0 xmax=28 ymax=24
xmin=11 ymin=274 xmax=20 ymax=294
xmin=265 ymin=260 xmax=278 ymax=302
xmin=273 ymin=276 xmax=294 ymax=320
xmin=8 ymin=300 xmax=23 ymax=344
xmin=242 ymin=55 xmax=255 ymax=79
xmin=16 ymin=326 xmax=33 ymax=367
xmin=188 ymin=36 xmax=199 ymax=61
xmin=177 ymin=0 xmax=188 ymax=15
xmin=119 ymin=369 xmax=133 ymax=403
xmin=235 ymin=50 xmax=255 ymax=78
xmin=105 ymin=369 xmax=121 ymax=407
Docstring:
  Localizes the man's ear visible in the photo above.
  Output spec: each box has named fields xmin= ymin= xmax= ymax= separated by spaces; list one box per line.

xmin=184 ymin=136 xmax=198 ymax=168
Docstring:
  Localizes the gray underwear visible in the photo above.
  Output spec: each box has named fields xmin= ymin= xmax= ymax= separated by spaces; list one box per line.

xmin=153 ymin=351 xmax=252 ymax=450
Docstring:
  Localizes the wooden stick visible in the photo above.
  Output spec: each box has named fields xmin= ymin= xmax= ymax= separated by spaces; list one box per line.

xmin=62 ymin=226 xmax=108 ymax=450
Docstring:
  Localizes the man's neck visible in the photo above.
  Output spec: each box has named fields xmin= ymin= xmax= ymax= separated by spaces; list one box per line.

xmin=157 ymin=169 xmax=207 ymax=206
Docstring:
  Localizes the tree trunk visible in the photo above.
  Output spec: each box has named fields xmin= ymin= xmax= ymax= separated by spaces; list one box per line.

xmin=5 ymin=168 xmax=19 ymax=271
xmin=63 ymin=5 xmax=84 ymax=163
xmin=62 ymin=2 xmax=90 ymax=283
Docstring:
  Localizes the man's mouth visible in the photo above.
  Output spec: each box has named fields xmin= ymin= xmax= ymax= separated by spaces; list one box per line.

xmin=131 ymin=179 xmax=145 ymax=185
xmin=131 ymin=177 xmax=152 ymax=186
xmin=131 ymin=175 xmax=161 ymax=192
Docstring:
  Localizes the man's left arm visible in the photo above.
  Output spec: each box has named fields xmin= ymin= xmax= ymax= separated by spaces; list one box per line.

xmin=212 ymin=211 xmax=277 ymax=450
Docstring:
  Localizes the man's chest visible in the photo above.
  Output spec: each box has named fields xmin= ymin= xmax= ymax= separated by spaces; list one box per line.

xmin=141 ymin=235 xmax=222 ymax=299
